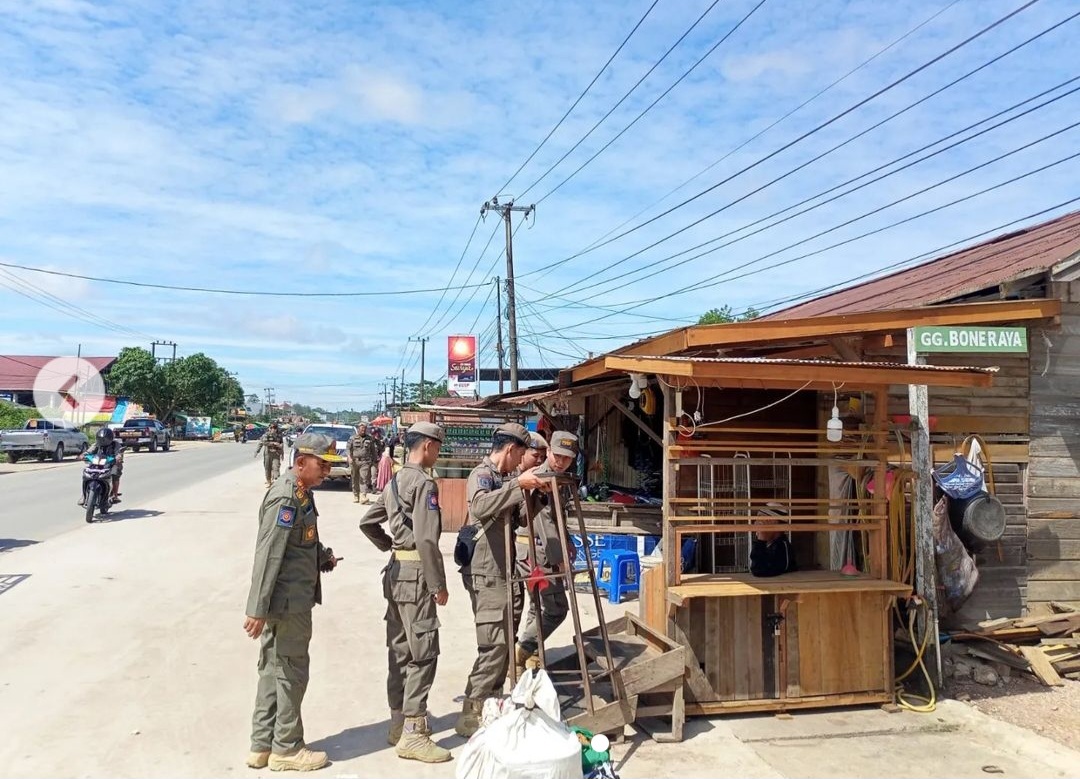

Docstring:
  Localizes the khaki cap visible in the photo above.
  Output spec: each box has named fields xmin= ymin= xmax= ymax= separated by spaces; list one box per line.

xmin=407 ymin=421 xmax=445 ymax=443
xmin=293 ymin=433 xmax=337 ymax=461
xmin=550 ymin=431 xmax=579 ymax=458
xmin=494 ymin=422 xmax=530 ymax=446
xmin=528 ymin=431 xmax=548 ymax=450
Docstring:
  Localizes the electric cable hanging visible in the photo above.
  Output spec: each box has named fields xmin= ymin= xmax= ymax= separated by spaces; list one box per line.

xmin=519 ymin=0 xmax=1049 ymax=280
xmin=494 ymin=0 xmax=662 ymax=195
xmin=409 ymin=213 xmax=483 ymax=338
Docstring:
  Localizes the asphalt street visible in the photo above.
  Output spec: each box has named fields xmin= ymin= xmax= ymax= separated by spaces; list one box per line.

xmin=0 ymin=440 xmax=261 ymax=546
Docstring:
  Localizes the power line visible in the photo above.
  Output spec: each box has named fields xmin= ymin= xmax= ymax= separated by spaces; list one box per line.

xmin=530 ymin=146 xmax=1080 ymax=334
xmin=495 ymin=0 xmax=662 ymax=195
xmin=0 ymin=259 xmax=494 ymax=298
xmin=520 ymin=0 xmax=1049 ymax=280
xmin=421 ymin=217 xmax=503 ymax=337
xmin=517 ymin=0 xmax=726 ymax=200
xmin=549 ymin=73 xmax=1080 ymax=302
xmin=409 ymin=213 xmax=482 ymax=337
xmin=536 ymin=0 xmax=771 ymax=204
xmin=544 ymin=0 xmax=966 ymax=273
xmin=465 ymin=279 xmax=497 ymax=334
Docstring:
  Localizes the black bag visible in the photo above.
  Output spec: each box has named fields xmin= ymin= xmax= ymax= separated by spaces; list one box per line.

xmin=454 ymin=524 xmax=480 ymax=567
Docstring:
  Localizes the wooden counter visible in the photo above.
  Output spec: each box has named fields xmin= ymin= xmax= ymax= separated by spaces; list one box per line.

xmin=668 ymin=571 xmax=911 ymax=604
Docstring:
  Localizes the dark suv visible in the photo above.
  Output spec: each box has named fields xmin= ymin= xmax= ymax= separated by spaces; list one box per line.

xmin=117 ymin=418 xmax=172 ymax=452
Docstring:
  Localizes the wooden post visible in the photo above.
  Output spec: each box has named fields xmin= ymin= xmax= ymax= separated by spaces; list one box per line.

xmin=907 ymin=328 xmax=942 ymax=685
xmin=661 ymin=383 xmax=678 ymax=591
xmin=872 ymin=387 xmax=889 ymax=580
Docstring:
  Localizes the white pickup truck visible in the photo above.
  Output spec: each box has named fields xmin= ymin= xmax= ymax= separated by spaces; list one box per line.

xmin=0 ymin=419 xmax=88 ymax=463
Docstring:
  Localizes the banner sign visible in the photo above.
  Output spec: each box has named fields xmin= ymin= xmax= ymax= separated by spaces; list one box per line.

xmin=912 ymin=326 xmax=1027 ymax=354
xmin=448 ymin=335 xmax=478 ymax=397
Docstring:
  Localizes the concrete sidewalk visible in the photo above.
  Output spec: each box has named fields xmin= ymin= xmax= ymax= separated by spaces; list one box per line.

xmin=0 ymin=462 xmax=1077 ymax=778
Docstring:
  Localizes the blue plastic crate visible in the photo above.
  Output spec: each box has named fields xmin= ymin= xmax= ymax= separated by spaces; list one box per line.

xmin=571 ymin=533 xmax=636 ymax=570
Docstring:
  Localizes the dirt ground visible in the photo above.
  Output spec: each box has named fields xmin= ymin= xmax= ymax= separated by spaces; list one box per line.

xmin=948 ymin=675 xmax=1080 ymax=752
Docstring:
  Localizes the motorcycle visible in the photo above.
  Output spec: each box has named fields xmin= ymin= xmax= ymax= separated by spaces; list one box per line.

xmin=81 ymin=453 xmax=116 ymax=523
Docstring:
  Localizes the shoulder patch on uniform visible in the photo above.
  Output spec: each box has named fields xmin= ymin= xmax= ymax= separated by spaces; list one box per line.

xmin=276 ymin=506 xmax=296 ymax=528
xmin=427 ymin=490 xmax=440 ymax=510
xmin=304 ymin=525 xmax=316 ymax=541
xmin=478 ymin=475 xmax=493 ymax=490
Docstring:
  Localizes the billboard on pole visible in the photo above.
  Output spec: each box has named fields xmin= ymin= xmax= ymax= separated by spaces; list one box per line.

xmin=448 ymin=335 xmax=478 ymax=397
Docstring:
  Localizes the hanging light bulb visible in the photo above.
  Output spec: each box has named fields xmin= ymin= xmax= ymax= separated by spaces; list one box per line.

xmin=628 ymin=373 xmax=642 ymax=399
xmin=826 ymin=383 xmax=843 ymax=442
xmin=636 ymin=374 xmax=649 ymax=389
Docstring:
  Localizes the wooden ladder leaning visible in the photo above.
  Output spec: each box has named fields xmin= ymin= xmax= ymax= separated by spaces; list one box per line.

xmin=503 ymin=471 xmax=635 ymax=733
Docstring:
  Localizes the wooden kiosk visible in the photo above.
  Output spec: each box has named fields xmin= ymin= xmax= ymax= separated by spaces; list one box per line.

xmin=603 ymin=354 xmax=995 ymax=715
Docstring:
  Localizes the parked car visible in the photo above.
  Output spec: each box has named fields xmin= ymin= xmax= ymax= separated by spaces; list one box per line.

xmin=0 ymin=419 xmax=88 ymax=462
xmin=117 ymin=417 xmax=172 ymax=452
xmin=289 ymin=423 xmax=352 ymax=479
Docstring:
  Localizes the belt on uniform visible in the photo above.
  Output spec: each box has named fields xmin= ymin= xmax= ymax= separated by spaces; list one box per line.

xmin=393 ymin=549 xmax=421 ymax=561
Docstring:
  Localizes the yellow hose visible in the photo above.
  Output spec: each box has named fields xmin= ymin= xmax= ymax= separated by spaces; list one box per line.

xmin=895 ymin=600 xmax=937 ymax=712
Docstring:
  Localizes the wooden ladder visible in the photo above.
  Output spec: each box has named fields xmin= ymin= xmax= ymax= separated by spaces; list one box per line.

xmin=503 ymin=472 xmax=627 ymax=723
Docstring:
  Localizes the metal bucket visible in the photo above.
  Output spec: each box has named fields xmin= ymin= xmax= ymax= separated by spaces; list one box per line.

xmin=948 ymin=491 xmax=1006 ymax=551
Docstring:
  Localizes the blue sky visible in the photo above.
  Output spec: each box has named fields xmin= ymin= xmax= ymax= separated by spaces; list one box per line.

xmin=0 ymin=0 xmax=1077 ymax=410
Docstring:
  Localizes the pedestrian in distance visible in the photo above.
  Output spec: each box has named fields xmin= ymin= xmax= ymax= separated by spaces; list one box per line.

xmin=516 ymin=432 xmax=579 ymax=673
xmin=455 ymin=423 xmax=549 ymax=738
xmin=347 ymin=423 xmax=379 ymax=504
xmin=243 ymin=433 xmax=341 ymax=772
xmin=255 ymin=422 xmax=285 ymax=487
xmin=359 ymin=422 xmax=452 ymax=764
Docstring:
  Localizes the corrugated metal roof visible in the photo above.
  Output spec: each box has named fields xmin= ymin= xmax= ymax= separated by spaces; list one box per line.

xmin=626 ymin=355 xmax=999 ymax=374
xmin=0 ymin=355 xmax=116 ymax=392
xmin=769 ymin=209 xmax=1080 ymax=318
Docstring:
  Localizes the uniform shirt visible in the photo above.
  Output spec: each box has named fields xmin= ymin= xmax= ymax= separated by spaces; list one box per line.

xmin=523 ymin=462 xmax=574 ymax=569
xmin=359 ymin=463 xmax=447 ymax=593
xmin=86 ymin=439 xmax=124 ymax=462
xmin=245 ymin=471 xmax=330 ymax=618
xmin=463 ymin=456 xmax=526 ymax=577
xmin=258 ymin=429 xmax=284 ymax=454
xmin=348 ymin=433 xmax=379 ymax=462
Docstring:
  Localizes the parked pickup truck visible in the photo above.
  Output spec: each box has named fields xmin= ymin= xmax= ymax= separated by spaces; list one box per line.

xmin=0 ymin=419 xmax=88 ymax=462
xmin=117 ymin=417 xmax=172 ymax=452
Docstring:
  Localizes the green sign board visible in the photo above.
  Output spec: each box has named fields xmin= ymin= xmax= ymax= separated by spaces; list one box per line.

xmin=912 ymin=326 xmax=1028 ymax=354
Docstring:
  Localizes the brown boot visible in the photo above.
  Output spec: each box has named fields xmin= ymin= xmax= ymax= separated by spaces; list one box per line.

xmin=454 ymin=698 xmax=482 ymax=738
xmin=387 ymin=709 xmax=404 ymax=745
xmin=246 ymin=750 xmax=270 ymax=769
xmin=396 ymin=715 xmax=451 ymax=763
xmin=514 ymin=644 xmax=532 ymax=679
xmin=268 ymin=746 xmax=328 ymax=772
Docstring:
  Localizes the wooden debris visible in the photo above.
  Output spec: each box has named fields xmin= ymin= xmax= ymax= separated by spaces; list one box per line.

xmin=1049 ymin=601 xmax=1079 ymax=614
xmin=1019 ymin=646 xmax=1064 ymax=687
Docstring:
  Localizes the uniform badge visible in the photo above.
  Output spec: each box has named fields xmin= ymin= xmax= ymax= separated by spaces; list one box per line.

xmin=427 ymin=491 xmax=440 ymax=510
xmin=304 ymin=525 xmax=316 ymax=541
xmin=478 ymin=475 xmax=493 ymax=490
xmin=276 ymin=507 xmax=295 ymax=528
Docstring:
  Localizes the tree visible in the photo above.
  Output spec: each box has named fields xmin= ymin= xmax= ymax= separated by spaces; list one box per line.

xmin=697 ymin=305 xmax=760 ymax=325
xmin=400 ymin=379 xmax=449 ymax=406
xmin=106 ymin=347 xmax=245 ymax=422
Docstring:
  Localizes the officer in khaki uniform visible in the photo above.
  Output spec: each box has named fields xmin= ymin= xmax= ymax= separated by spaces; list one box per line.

xmin=243 ymin=434 xmax=340 ymax=772
xmin=255 ymin=422 xmax=285 ymax=487
xmin=359 ymin=421 xmax=450 ymax=763
xmin=511 ymin=433 xmax=549 ymax=645
xmin=347 ymin=423 xmax=379 ymax=503
xmin=455 ymin=423 xmax=548 ymax=737
xmin=517 ymin=432 xmax=579 ymax=669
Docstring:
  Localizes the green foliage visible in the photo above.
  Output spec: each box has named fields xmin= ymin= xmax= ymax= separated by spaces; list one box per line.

xmin=0 ymin=401 xmax=41 ymax=430
xmin=400 ymin=379 xmax=449 ymax=405
xmin=697 ymin=305 xmax=761 ymax=325
xmin=106 ymin=347 xmax=245 ymax=422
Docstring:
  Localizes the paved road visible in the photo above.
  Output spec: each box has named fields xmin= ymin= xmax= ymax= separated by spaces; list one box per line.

xmin=0 ymin=441 xmax=255 ymax=545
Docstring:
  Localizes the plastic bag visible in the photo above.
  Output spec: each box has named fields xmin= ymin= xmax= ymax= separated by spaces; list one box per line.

xmin=933 ymin=495 xmax=979 ymax=611
xmin=932 ymin=454 xmax=985 ymax=500
xmin=456 ymin=670 xmax=583 ymax=779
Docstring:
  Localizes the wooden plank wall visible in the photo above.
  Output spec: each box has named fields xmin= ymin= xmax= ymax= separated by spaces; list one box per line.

xmin=865 ymin=341 xmax=1033 ymax=621
xmin=1028 ymin=281 xmax=1080 ymax=610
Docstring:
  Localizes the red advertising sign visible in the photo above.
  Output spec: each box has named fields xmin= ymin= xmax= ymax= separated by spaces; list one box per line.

xmin=448 ymin=335 xmax=477 ymax=397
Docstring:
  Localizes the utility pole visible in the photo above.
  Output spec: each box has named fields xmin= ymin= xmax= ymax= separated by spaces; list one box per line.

xmin=263 ymin=387 xmax=275 ymax=421
xmin=386 ymin=375 xmax=398 ymax=407
xmin=151 ymin=340 xmax=177 ymax=364
xmin=409 ymin=336 xmax=428 ymax=403
xmin=481 ymin=197 xmax=533 ymax=391
xmin=379 ymin=382 xmax=389 ymax=411
xmin=494 ymin=276 xmax=505 ymax=394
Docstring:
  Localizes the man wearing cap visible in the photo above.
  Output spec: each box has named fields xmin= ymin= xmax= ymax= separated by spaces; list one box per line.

xmin=510 ymin=432 xmax=548 ymax=662
xmin=347 ymin=423 xmax=379 ymax=504
xmin=516 ymin=432 xmax=579 ymax=671
xmin=255 ymin=422 xmax=285 ymax=487
xmin=455 ymin=422 xmax=548 ymax=737
xmin=358 ymin=422 xmax=451 ymax=764
xmin=243 ymin=433 xmax=340 ymax=772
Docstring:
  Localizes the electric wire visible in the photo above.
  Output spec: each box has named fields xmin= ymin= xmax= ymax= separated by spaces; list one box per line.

xmin=529 ymin=147 xmax=1080 ymax=334
xmin=465 ymin=279 xmax=497 ymax=336
xmin=409 ymin=213 xmax=482 ymax=338
xmin=547 ymin=0 xmax=966 ymax=272
xmin=418 ymin=217 xmax=503 ymax=337
xmin=550 ymin=74 xmax=1080 ymax=301
xmin=516 ymin=0 xmax=726 ymax=200
xmin=535 ymin=0 xmax=771 ymax=204
xmin=495 ymin=0 xmax=662 ymax=195
xmin=520 ymin=0 xmax=1049 ymax=280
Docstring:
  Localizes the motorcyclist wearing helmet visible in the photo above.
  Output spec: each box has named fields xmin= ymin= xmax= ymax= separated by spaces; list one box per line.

xmin=80 ymin=426 xmax=125 ymax=505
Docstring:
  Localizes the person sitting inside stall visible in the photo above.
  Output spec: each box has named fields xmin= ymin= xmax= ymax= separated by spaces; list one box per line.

xmin=750 ymin=521 xmax=797 ymax=578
